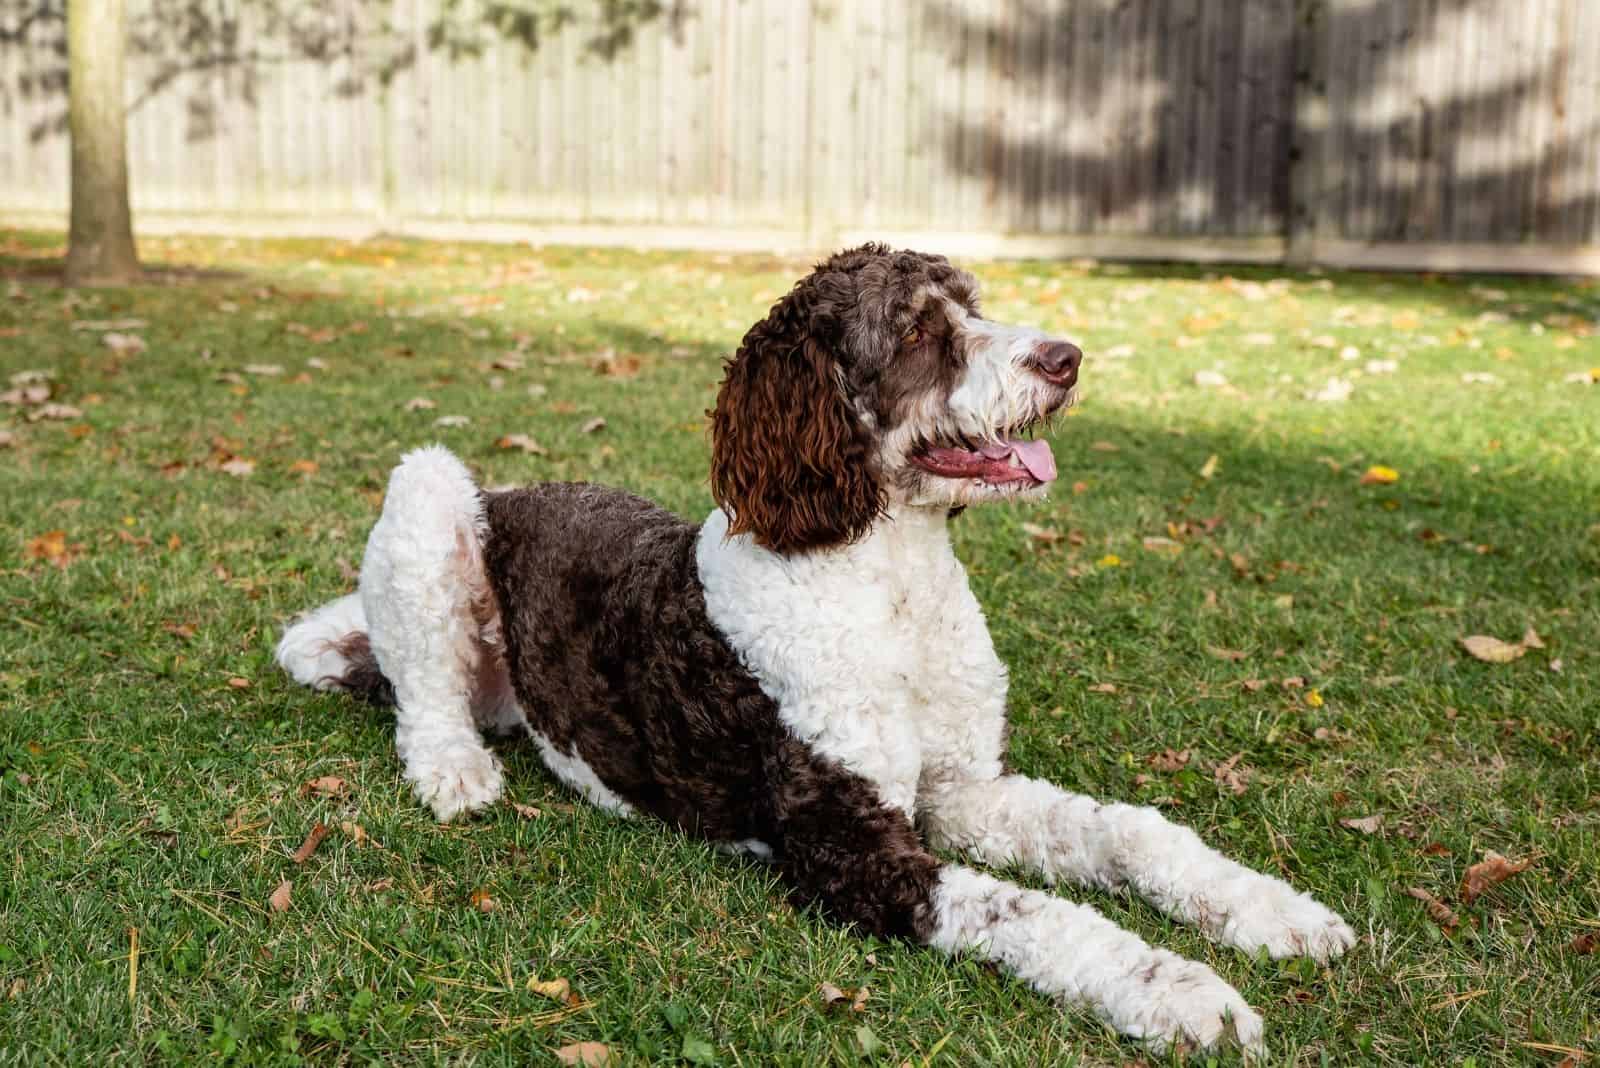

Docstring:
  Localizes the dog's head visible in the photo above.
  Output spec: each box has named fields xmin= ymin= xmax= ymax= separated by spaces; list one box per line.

xmin=710 ymin=244 xmax=1081 ymax=554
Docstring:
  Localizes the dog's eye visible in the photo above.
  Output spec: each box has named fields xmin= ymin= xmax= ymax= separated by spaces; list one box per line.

xmin=902 ymin=326 xmax=924 ymax=347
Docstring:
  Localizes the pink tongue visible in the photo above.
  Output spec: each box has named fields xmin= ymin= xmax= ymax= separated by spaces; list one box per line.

xmin=977 ymin=438 xmax=1057 ymax=482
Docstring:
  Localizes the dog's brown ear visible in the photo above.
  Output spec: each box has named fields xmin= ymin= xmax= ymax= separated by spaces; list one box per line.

xmin=710 ymin=328 xmax=881 ymax=554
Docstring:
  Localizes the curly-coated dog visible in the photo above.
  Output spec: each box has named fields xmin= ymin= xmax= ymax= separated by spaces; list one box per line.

xmin=277 ymin=244 xmax=1353 ymax=1052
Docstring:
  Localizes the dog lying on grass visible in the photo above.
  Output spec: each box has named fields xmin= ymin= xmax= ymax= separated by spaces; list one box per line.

xmin=278 ymin=244 xmax=1353 ymax=1053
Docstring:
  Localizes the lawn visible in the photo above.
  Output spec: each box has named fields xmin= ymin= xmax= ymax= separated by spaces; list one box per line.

xmin=1 ymin=228 xmax=1596 ymax=1067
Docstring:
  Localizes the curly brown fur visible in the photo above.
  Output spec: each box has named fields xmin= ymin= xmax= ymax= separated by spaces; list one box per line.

xmin=709 ymin=243 xmax=984 ymax=553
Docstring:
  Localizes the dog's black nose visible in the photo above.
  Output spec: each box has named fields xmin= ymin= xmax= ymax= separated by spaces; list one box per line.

xmin=1032 ymin=342 xmax=1082 ymax=386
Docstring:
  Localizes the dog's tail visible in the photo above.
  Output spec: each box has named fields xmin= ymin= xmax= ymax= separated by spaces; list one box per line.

xmin=275 ymin=593 xmax=396 ymax=707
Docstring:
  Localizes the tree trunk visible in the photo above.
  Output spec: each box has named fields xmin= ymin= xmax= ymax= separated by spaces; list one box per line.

xmin=64 ymin=0 xmax=140 ymax=286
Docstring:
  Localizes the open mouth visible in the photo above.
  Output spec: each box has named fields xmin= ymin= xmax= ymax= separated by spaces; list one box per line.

xmin=909 ymin=431 xmax=1057 ymax=487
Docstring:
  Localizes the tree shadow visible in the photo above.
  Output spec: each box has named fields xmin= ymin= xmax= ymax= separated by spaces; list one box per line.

xmin=927 ymin=0 xmax=1600 ymax=245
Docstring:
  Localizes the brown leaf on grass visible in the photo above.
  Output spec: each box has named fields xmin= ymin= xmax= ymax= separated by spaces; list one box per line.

xmin=403 ymin=396 xmax=436 ymax=411
xmin=594 ymin=353 xmax=643 ymax=379
xmin=29 ymin=403 xmax=83 ymax=421
xmin=218 ymin=458 xmax=255 ymax=477
xmin=0 ymin=429 xmax=14 ymax=449
xmin=102 ymin=332 xmax=146 ymax=355
xmin=1406 ymin=887 xmax=1460 ymax=931
xmin=1339 ymin=814 xmax=1384 ymax=834
xmin=291 ymin=822 xmax=330 ymax=864
xmin=300 ymin=776 xmax=348 ymax=799
xmin=579 ymin=417 xmax=607 ymax=434
xmin=1020 ymin=522 xmax=1062 ymax=545
xmin=1240 ymin=678 xmax=1267 ymax=693
xmin=819 ymin=983 xmax=870 ymax=1013
xmin=268 ymin=880 xmax=292 ymax=913
xmin=496 ymin=434 xmax=548 ymax=455
xmin=366 ymin=877 xmax=394 ymax=892
xmin=1207 ymin=646 xmax=1248 ymax=661
xmin=288 ymin=459 xmax=318 ymax=476
xmin=1420 ymin=842 xmax=1453 ymax=857
xmin=1 ymin=384 xmax=50 ymax=406
xmin=243 ymin=363 xmax=284 ymax=377
xmin=227 ymin=677 xmax=251 ymax=690
xmin=338 ymin=821 xmax=371 ymax=846
xmin=1087 ymin=683 xmax=1117 ymax=694
xmin=528 ymin=977 xmax=571 ymax=1002
xmin=554 ymin=1043 xmax=614 ymax=1067
xmin=511 ymin=802 xmax=542 ymax=819
xmin=1213 ymin=753 xmax=1250 ymax=796
xmin=1147 ymin=748 xmax=1191 ymax=772
xmin=162 ymin=621 xmax=197 ymax=640
xmin=1142 ymin=536 xmax=1183 ymax=555
xmin=1281 ymin=676 xmax=1307 ymax=689
xmin=1460 ymin=635 xmax=1527 ymax=664
xmin=1520 ymin=626 xmax=1545 ymax=650
xmin=1460 ymin=851 xmax=1533 ymax=904
xmin=25 ymin=529 xmax=81 ymax=567
xmin=1570 ymin=932 xmax=1599 ymax=955
xmin=469 ymin=887 xmax=497 ymax=913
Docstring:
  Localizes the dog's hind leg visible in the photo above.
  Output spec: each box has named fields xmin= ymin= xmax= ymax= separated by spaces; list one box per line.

xmin=771 ymin=741 xmax=1262 ymax=1054
xmin=359 ymin=445 xmax=504 ymax=821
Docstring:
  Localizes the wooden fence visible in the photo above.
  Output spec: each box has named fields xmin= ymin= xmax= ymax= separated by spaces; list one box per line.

xmin=3 ymin=0 xmax=1598 ymax=272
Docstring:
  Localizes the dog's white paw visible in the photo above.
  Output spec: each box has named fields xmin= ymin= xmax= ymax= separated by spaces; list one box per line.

xmin=1219 ymin=882 xmax=1357 ymax=962
xmin=407 ymin=744 xmax=504 ymax=822
xmin=1130 ymin=953 xmax=1264 ymax=1055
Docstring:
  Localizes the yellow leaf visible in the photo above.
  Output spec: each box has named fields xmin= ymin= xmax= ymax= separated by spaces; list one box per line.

xmin=1198 ymin=453 xmax=1219 ymax=479
xmin=527 ymin=977 xmax=571 ymax=1003
xmin=1460 ymin=635 xmax=1527 ymax=664
xmin=1097 ymin=554 xmax=1122 ymax=568
xmin=1305 ymin=688 xmax=1324 ymax=708
xmin=1359 ymin=465 xmax=1399 ymax=485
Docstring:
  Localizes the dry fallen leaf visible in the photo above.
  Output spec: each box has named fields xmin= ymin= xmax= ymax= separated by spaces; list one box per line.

xmin=1460 ymin=635 xmax=1527 ymax=664
xmin=1213 ymin=753 xmax=1250 ymax=796
xmin=25 ymin=530 xmax=71 ymax=565
xmin=1087 ymin=682 xmax=1117 ymax=694
xmin=227 ymin=677 xmax=251 ymax=690
xmin=219 ymin=458 xmax=256 ymax=478
xmin=511 ymin=802 xmax=542 ymax=819
xmin=1460 ymin=851 xmax=1533 ymax=904
xmin=1207 ymin=646 xmax=1248 ymax=662
xmin=243 ymin=363 xmax=284 ymax=377
xmin=300 ymin=775 xmax=348 ymax=799
xmin=496 ymin=433 xmax=548 ymax=455
xmin=291 ymin=822 xmax=329 ymax=864
xmin=1406 ymin=886 xmax=1460 ymax=931
xmin=1520 ymin=626 xmax=1545 ymax=650
xmin=102 ymin=332 xmax=146 ymax=355
xmin=1020 ymin=522 xmax=1063 ymax=545
xmin=554 ymin=1043 xmax=613 ymax=1067
xmin=1340 ymin=814 xmax=1384 ymax=834
xmin=28 ymin=403 xmax=83 ymax=422
xmin=1141 ymin=536 xmax=1183 ymax=555
xmin=404 ymin=397 xmax=436 ymax=411
xmin=528 ymin=977 xmax=571 ymax=1003
xmin=1570 ymin=932 xmax=1598 ymax=955
xmin=268 ymin=880 xmax=292 ymax=913
xmin=469 ymin=887 xmax=497 ymax=913
xmin=1148 ymin=748 xmax=1191 ymax=772
xmin=1198 ymin=454 xmax=1220 ymax=479
xmin=819 ymin=983 xmax=870 ymax=1013
xmin=0 ymin=430 xmax=14 ymax=449
xmin=288 ymin=459 xmax=319 ymax=476
xmin=338 ymin=821 xmax=371 ymax=846
xmin=579 ymin=417 xmax=607 ymax=434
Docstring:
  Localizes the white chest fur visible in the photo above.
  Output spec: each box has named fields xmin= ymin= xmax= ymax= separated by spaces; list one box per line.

xmin=696 ymin=507 xmax=1010 ymax=817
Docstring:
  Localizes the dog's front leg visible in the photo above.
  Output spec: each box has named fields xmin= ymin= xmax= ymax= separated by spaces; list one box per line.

xmin=774 ymin=749 xmax=1263 ymax=1053
xmin=920 ymin=774 xmax=1356 ymax=962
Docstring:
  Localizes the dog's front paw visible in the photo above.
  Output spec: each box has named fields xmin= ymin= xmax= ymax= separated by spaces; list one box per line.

xmin=1220 ymin=882 xmax=1357 ymax=962
xmin=407 ymin=744 xmax=504 ymax=821
xmin=1128 ymin=952 xmax=1264 ymax=1055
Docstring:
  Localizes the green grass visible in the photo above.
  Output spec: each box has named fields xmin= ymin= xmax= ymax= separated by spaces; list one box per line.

xmin=1 ymin=228 xmax=1597 ymax=1066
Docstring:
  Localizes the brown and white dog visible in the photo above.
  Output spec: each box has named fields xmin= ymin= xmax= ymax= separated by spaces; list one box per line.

xmin=278 ymin=245 xmax=1353 ymax=1053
